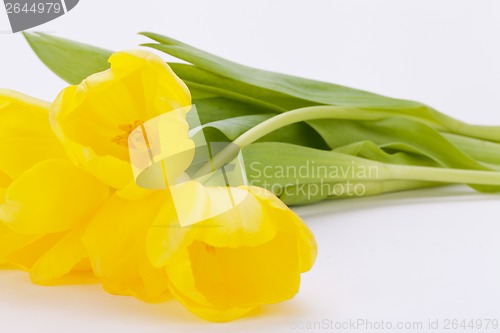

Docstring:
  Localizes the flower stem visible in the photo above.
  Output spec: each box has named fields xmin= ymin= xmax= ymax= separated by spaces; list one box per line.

xmin=195 ymin=106 xmax=381 ymax=176
xmin=385 ymin=164 xmax=500 ymax=187
xmin=233 ymin=106 xmax=380 ymax=147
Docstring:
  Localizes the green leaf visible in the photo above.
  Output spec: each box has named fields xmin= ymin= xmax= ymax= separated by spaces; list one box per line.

xmin=140 ymin=32 xmax=421 ymax=110
xmin=333 ymin=140 xmax=438 ymax=167
xmin=142 ymin=32 xmax=500 ymax=143
xmin=307 ymin=117 xmax=492 ymax=171
xmin=203 ymin=114 xmax=273 ymax=140
xmin=193 ymin=97 xmax=272 ymax=124
xmin=171 ymin=63 xmax=311 ymax=112
xmin=443 ymin=133 xmax=500 ymax=170
xmin=23 ymin=32 xmax=112 ymax=85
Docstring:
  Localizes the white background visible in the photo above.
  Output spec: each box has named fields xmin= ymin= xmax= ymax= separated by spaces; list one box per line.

xmin=1 ymin=1 xmax=500 ymax=332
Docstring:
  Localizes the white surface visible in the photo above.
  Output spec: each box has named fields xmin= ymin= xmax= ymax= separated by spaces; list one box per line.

xmin=1 ymin=1 xmax=500 ymax=332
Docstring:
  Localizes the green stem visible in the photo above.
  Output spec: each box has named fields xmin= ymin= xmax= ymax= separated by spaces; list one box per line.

xmin=195 ymin=106 xmax=382 ymax=176
xmin=423 ymin=108 xmax=500 ymax=143
xmin=386 ymin=164 xmax=500 ymax=186
xmin=233 ymin=106 xmax=381 ymax=147
xmin=279 ymin=180 xmax=442 ymax=205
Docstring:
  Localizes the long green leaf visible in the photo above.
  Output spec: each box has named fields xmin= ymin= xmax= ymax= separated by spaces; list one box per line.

xmin=308 ymin=117 xmax=489 ymax=169
xmin=142 ymin=32 xmax=500 ymax=143
xmin=140 ymin=32 xmax=421 ymax=110
xmin=193 ymin=97 xmax=271 ymax=124
xmin=333 ymin=140 xmax=438 ymax=167
xmin=443 ymin=133 xmax=500 ymax=169
xmin=23 ymin=32 xmax=112 ymax=85
xmin=170 ymin=63 xmax=311 ymax=111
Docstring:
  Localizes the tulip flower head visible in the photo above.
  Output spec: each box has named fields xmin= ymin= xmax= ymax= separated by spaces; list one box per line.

xmin=50 ymin=50 xmax=192 ymax=189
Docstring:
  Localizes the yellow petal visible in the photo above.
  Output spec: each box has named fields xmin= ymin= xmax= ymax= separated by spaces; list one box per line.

xmin=98 ymin=233 xmax=170 ymax=302
xmin=147 ymin=183 xmax=278 ymax=270
xmin=166 ymin=233 xmax=302 ymax=319
xmin=192 ymin=186 xmax=277 ymax=248
xmin=0 ymin=223 xmax=39 ymax=265
xmin=82 ymin=191 xmax=170 ymax=301
xmin=0 ymin=89 xmax=66 ymax=180
xmin=5 ymin=230 xmax=96 ymax=285
xmin=167 ymin=277 xmax=255 ymax=322
xmin=0 ymin=170 xmax=10 ymax=189
xmin=135 ymin=250 xmax=171 ymax=302
xmin=85 ymin=154 xmax=134 ymax=190
xmin=116 ymin=180 xmax=156 ymax=200
xmin=247 ymin=186 xmax=318 ymax=272
xmin=0 ymin=189 xmax=6 ymax=205
xmin=168 ymin=181 xmax=210 ymax=227
xmin=0 ymin=159 xmax=109 ymax=234
xmin=50 ymin=50 xmax=191 ymax=189
xmin=32 ymin=258 xmax=97 ymax=285
xmin=29 ymin=225 xmax=88 ymax=285
xmin=130 ymin=108 xmax=195 ymax=189
xmin=0 ymin=223 xmax=92 ymax=285
xmin=146 ymin=196 xmax=195 ymax=268
xmin=4 ymin=232 xmax=65 ymax=270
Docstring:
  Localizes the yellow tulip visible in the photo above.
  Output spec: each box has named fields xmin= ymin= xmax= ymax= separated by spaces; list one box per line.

xmin=50 ymin=50 xmax=192 ymax=190
xmin=148 ymin=185 xmax=317 ymax=322
xmin=83 ymin=180 xmax=317 ymax=321
xmin=0 ymin=90 xmax=110 ymax=284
